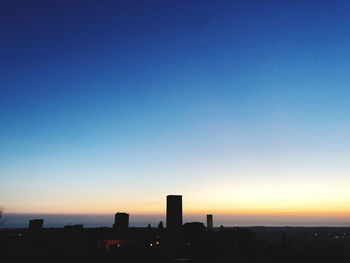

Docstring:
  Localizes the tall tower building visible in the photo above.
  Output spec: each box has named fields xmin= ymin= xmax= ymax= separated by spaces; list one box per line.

xmin=207 ymin=214 xmax=213 ymax=231
xmin=166 ymin=195 xmax=182 ymax=230
xmin=113 ymin=212 xmax=129 ymax=231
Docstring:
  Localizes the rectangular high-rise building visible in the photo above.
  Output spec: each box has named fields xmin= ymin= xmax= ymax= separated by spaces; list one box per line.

xmin=207 ymin=214 xmax=213 ymax=231
xmin=166 ymin=195 xmax=182 ymax=230
xmin=113 ymin=212 xmax=129 ymax=231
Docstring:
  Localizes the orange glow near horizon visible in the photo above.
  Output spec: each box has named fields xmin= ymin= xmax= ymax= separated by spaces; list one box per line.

xmin=4 ymin=179 xmax=350 ymax=221
xmin=6 ymin=200 xmax=350 ymax=218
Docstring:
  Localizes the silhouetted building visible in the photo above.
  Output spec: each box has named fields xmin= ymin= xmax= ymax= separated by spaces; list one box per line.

xmin=64 ymin=224 xmax=84 ymax=229
xmin=184 ymin=222 xmax=206 ymax=233
xmin=166 ymin=195 xmax=182 ymax=231
xmin=28 ymin=219 xmax=44 ymax=231
xmin=158 ymin=221 xmax=164 ymax=231
xmin=113 ymin=213 xmax=129 ymax=231
xmin=207 ymin=214 xmax=213 ymax=231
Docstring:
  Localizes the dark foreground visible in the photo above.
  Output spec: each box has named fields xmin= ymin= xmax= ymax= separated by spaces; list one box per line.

xmin=1 ymin=225 xmax=350 ymax=263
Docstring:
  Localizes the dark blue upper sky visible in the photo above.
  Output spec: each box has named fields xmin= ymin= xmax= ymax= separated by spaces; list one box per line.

xmin=1 ymin=1 xmax=350 ymax=218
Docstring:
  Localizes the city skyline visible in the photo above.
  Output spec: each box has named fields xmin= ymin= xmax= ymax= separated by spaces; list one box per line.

xmin=4 ymin=194 xmax=350 ymax=228
xmin=1 ymin=0 xmax=350 ymax=225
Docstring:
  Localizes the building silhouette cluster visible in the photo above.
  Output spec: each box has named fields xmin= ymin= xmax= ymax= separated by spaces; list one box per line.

xmin=1 ymin=195 xmax=350 ymax=263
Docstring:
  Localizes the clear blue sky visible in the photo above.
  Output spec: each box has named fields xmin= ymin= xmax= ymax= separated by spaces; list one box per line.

xmin=1 ymin=1 xmax=350 ymax=224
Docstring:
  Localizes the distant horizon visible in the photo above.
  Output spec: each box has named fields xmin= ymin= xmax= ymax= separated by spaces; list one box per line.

xmin=2 ymin=213 xmax=350 ymax=229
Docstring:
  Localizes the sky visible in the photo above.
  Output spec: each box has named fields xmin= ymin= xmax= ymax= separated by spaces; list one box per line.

xmin=1 ymin=0 xmax=350 ymax=227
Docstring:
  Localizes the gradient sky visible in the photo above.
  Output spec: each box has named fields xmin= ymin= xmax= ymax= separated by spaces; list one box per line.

xmin=1 ymin=0 xmax=350 ymax=225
